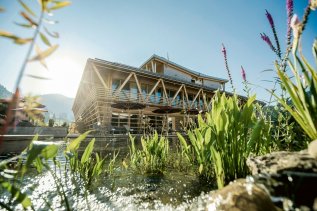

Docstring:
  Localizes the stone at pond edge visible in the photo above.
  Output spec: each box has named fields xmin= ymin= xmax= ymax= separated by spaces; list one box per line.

xmin=308 ymin=139 xmax=317 ymax=159
xmin=191 ymin=179 xmax=277 ymax=211
xmin=246 ymin=151 xmax=317 ymax=175
xmin=247 ymin=151 xmax=317 ymax=209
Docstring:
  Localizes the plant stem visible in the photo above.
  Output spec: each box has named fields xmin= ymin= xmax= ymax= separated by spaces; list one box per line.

xmin=14 ymin=9 xmax=44 ymax=91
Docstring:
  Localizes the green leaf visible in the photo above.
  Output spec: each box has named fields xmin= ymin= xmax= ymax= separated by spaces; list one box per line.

xmin=40 ymin=32 xmax=51 ymax=46
xmin=41 ymin=144 xmax=58 ymax=159
xmin=49 ymin=1 xmax=71 ymax=10
xmin=25 ymin=142 xmax=46 ymax=168
xmin=0 ymin=30 xmax=19 ymax=39
xmin=26 ymin=74 xmax=51 ymax=80
xmin=176 ymin=132 xmax=189 ymax=153
xmin=29 ymin=44 xmax=58 ymax=62
xmin=1 ymin=182 xmax=32 ymax=208
xmin=18 ymin=0 xmax=36 ymax=17
xmin=14 ymin=22 xmax=33 ymax=28
xmin=204 ymin=127 xmax=212 ymax=145
xmin=44 ymin=26 xmax=59 ymax=38
xmin=0 ymin=30 xmax=33 ymax=45
xmin=81 ymin=138 xmax=95 ymax=164
xmin=211 ymin=146 xmax=224 ymax=189
xmin=67 ymin=131 xmax=91 ymax=152
xmin=20 ymin=11 xmax=37 ymax=26
xmin=198 ymin=164 xmax=203 ymax=174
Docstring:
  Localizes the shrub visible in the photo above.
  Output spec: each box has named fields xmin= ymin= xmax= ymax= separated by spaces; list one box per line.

xmin=48 ymin=118 xmax=54 ymax=127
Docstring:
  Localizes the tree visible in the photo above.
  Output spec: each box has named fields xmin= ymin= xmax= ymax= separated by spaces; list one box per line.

xmin=48 ymin=119 xmax=54 ymax=127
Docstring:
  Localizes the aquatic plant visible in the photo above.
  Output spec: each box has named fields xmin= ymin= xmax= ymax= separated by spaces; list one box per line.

xmin=0 ymin=131 xmax=118 ymax=210
xmin=129 ymin=131 xmax=169 ymax=174
xmin=177 ymin=128 xmax=215 ymax=182
xmin=65 ymin=131 xmax=106 ymax=186
xmin=178 ymin=92 xmax=270 ymax=188
xmin=0 ymin=135 xmax=71 ymax=210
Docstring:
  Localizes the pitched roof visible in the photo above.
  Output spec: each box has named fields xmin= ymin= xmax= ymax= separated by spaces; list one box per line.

xmin=92 ymin=58 xmax=221 ymax=91
xmin=140 ymin=54 xmax=228 ymax=83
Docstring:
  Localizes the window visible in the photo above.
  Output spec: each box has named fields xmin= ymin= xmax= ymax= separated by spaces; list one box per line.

xmin=112 ymin=79 xmax=121 ymax=91
xmin=130 ymin=82 xmax=138 ymax=100
xmin=141 ymin=84 xmax=148 ymax=99
xmin=156 ymin=88 xmax=162 ymax=103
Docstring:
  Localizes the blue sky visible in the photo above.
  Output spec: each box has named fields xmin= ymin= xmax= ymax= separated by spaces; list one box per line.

xmin=0 ymin=0 xmax=316 ymax=101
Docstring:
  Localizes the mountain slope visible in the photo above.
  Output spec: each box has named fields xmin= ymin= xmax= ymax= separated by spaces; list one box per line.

xmin=0 ymin=84 xmax=12 ymax=99
xmin=39 ymin=94 xmax=74 ymax=121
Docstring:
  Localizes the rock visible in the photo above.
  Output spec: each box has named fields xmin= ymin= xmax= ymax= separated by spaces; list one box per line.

xmin=190 ymin=179 xmax=277 ymax=211
xmin=308 ymin=139 xmax=317 ymax=159
xmin=247 ymin=151 xmax=317 ymax=209
xmin=247 ymin=151 xmax=317 ymax=175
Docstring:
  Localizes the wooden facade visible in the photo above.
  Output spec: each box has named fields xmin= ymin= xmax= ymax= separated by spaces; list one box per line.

xmin=72 ymin=55 xmax=228 ymax=134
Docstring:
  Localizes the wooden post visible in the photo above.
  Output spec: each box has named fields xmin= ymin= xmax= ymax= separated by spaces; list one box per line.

xmin=161 ymin=80 xmax=169 ymax=105
xmin=133 ymin=73 xmax=143 ymax=102
xmin=183 ymin=85 xmax=189 ymax=109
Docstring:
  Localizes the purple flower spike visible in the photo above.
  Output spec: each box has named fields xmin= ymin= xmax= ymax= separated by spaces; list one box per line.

xmin=287 ymin=0 xmax=293 ymax=16
xmin=241 ymin=66 xmax=247 ymax=82
xmin=286 ymin=0 xmax=294 ymax=46
xmin=260 ymin=33 xmax=276 ymax=53
xmin=265 ymin=9 xmax=281 ymax=58
xmin=221 ymin=44 xmax=234 ymax=91
xmin=221 ymin=44 xmax=226 ymax=57
xmin=265 ymin=10 xmax=274 ymax=28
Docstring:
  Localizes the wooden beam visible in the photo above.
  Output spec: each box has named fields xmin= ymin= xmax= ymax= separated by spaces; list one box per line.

xmin=160 ymin=80 xmax=170 ymax=105
xmin=113 ymin=72 xmax=133 ymax=96
xmin=92 ymin=64 xmax=109 ymax=90
xmin=133 ymin=73 xmax=143 ymax=102
xmin=183 ymin=85 xmax=189 ymax=108
xmin=171 ymin=84 xmax=184 ymax=104
xmin=191 ymin=88 xmax=202 ymax=108
xmin=145 ymin=79 xmax=160 ymax=103
xmin=151 ymin=61 xmax=154 ymax=72
xmin=201 ymin=90 xmax=208 ymax=110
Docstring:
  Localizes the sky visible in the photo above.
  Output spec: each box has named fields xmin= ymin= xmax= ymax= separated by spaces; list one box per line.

xmin=0 ymin=0 xmax=316 ymax=101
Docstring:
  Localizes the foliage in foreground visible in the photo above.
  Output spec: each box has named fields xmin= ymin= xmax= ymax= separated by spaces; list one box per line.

xmin=129 ymin=131 xmax=169 ymax=174
xmin=66 ymin=131 xmax=105 ymax=187
xmin=274 ymin=40 xmax=317 ymax=141
xmin=0 ymin=132 xmax=118 ymax=210
xmin=178 ymin=92 xmax=271 ymax=188
xmin=264 ymin=104 xmax=310 ymax=151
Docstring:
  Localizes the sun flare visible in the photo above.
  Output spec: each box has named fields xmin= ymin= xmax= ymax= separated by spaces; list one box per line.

xmin=23 ymin=55 xmax=84 ymax=98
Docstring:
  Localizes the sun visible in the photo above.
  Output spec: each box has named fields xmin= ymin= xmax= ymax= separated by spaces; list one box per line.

xmin=46 ymin=57 xmax=83 ymax=97
xmin=23 ymin=54 xmax=85 ymax=98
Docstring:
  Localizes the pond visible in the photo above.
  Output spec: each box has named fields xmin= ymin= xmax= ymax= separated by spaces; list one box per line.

xmin=0 ymin=137 xmax=215 ymax=210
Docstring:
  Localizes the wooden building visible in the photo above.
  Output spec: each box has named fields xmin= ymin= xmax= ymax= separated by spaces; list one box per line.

xmin=72 ymin=55 xmax=228 ymax=134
